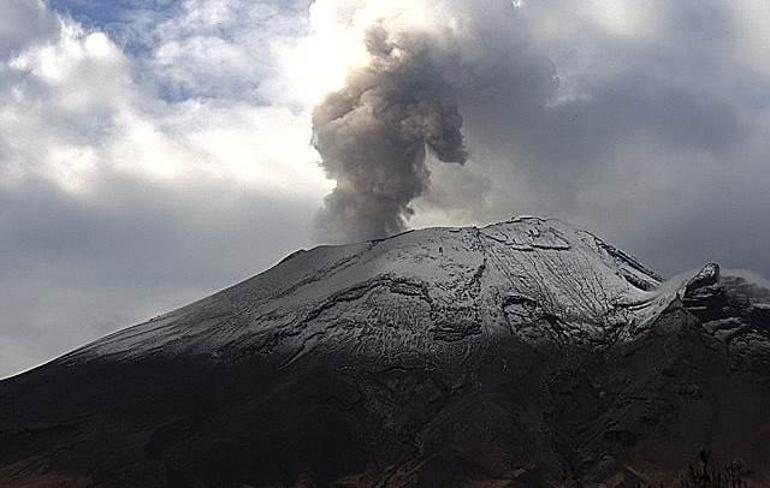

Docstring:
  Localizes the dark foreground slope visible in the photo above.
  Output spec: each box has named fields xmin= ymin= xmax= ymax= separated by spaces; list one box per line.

xmin=1 ymin=217 xmax=769 ymax=487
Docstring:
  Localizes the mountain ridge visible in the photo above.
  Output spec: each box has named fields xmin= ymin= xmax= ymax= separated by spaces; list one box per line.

xmin=58 ymin=216 xmax=664 ymax=366
xmin=1 ymin=216 xmax=769 ymax=487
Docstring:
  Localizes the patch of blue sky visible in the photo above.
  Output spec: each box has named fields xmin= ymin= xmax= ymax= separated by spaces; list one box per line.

xmin=46 ymin=0 xmax=313 ymax=105
xmin=48 ymin=0 xmax=180 ymax=56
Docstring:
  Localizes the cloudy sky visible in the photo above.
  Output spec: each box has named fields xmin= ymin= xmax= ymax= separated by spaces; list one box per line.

xmin=1 ymin=0 xmax=769 ymax=377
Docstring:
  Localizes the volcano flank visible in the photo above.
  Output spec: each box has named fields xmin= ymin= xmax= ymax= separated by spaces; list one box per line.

xmin=1 ymin=216 xmax=770 ymax=487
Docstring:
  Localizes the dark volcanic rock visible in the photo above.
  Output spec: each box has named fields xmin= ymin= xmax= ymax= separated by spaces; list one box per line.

xmin=1 ymin=217 xmax=769 ymax=487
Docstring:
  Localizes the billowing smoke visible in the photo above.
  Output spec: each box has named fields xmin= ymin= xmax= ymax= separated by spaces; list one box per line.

xmin=312 ymin=25 xmax=467 ymax=243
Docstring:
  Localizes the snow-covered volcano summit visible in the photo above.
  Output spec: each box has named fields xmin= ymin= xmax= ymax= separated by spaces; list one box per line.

xmin=64 ymin=216 xmax=666 ymax=364
xmin=3 ymin=216 xmax=770 ymax=487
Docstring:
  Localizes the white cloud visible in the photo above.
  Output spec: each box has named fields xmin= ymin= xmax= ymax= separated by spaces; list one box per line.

xmin=144 ymin=0 xmax=308 ymax=102
xmin=0 ymin=7 xmax=332 ymax=195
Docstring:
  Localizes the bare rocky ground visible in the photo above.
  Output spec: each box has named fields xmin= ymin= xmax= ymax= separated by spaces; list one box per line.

xmin=1 ymin=217 xmax=768 ymax=487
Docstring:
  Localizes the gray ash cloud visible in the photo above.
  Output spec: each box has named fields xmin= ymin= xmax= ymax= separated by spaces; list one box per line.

xmin=312 ymin=26 xmax=467 ymax=243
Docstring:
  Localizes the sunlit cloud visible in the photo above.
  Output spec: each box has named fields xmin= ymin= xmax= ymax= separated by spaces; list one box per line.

xmin=0 ymin=6 xmax=332 ymax=196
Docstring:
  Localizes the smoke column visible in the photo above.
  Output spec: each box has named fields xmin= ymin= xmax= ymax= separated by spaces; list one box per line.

xmin=312 ymin=25 xmax=468 ymax=243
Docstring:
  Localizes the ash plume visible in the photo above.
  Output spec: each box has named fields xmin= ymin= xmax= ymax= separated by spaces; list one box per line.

xmin=312 ymin=26 xmax=467 ymax=243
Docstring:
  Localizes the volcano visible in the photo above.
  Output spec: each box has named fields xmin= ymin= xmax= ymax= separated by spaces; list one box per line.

xmin=1 ymin=216 xmax=769 ymax=487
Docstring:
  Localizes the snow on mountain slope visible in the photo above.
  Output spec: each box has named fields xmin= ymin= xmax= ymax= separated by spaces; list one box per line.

xmin=60 ymin=216 xmax=674 ymax=365
xmin=5 ymin=216 xmax=770 ymax=487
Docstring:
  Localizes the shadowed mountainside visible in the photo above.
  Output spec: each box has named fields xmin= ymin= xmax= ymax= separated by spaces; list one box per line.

xmin=1 ymin=217 xmax=769 ymax=487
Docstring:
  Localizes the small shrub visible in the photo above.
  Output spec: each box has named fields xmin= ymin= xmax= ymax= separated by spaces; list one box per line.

xmin=638 ymin=449 xmax=749 ymax=488
xmin=674 ymin=449 xmax=747 ymax=488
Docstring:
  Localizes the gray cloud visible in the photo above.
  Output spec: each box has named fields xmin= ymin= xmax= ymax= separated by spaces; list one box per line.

xmin=405 ymin=0 xmax=770 ymax=279
xmin=312 ymin=26 xmax=467 ymax=242
xmin=0 ymin=173 xmax=318 ymax=378
xmin=0 ymin=0 xmax=60 ymax=58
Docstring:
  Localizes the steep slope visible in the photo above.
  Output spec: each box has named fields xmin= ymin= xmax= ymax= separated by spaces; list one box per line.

xmin=0 ymin=217 xmax=769 ymax=487
xmin=62 ymin=216 xmax=663 ymax=364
